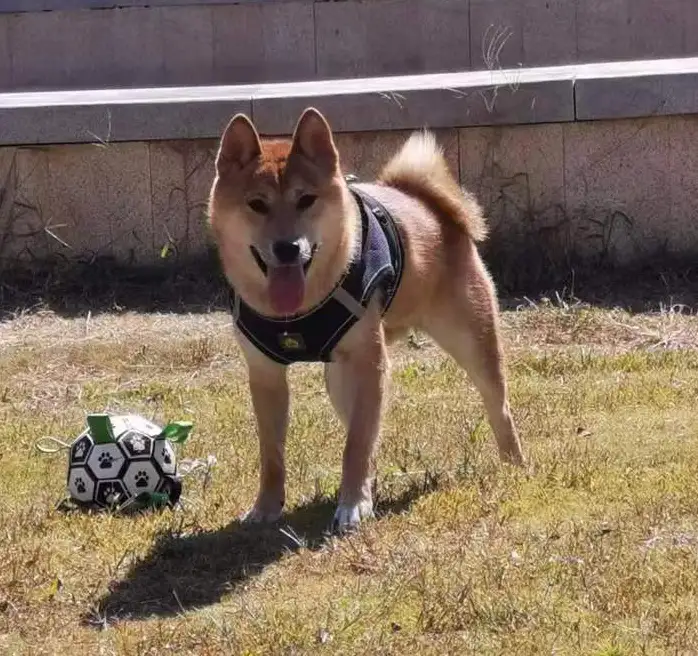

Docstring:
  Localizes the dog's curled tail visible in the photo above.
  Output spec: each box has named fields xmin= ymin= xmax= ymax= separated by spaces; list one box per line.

xmin=378 ymin=131 xmax=487 ymax=242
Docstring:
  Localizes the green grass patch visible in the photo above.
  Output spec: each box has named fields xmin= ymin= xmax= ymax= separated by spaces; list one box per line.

xmin=1 ymin=304 xmax=697 ymax=654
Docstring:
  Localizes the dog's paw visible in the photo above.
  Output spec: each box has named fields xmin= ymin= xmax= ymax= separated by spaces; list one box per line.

xmin=333 ymin=499 xmax=374 ymax=534
xmin=241 ymin=500 xmax=284 ymax=524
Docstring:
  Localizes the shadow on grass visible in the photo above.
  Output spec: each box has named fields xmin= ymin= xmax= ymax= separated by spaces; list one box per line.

xmin=86 ymin=476 xmax=439 ymax=624
xmin=0 ymin=251 xmax=229 ymax=321
xmin=1 ymin=250 xmax=697 ymax=322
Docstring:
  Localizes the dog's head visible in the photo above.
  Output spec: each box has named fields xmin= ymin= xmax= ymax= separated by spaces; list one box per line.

xmin=209 ymin=108 xmax=356 ymax=317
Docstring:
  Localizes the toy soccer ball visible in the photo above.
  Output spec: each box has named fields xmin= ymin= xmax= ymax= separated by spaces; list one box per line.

xmin=66 ymin=413 xmax=191 ymax=510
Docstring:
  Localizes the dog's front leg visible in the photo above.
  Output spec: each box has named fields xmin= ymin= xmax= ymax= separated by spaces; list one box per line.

xmin=332 ymin=316 xmax=389 ymax=533
xmin=238 ymin=334 xmax=289 ymax=523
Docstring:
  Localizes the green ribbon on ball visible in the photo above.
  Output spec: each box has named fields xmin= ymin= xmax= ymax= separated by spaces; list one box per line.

xmin=159 ymin=421 xmax=193 ymax=444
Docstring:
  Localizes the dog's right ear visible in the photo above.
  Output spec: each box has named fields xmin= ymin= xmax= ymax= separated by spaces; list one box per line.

xmin=290 ymin=107 xmax=338 ymax=174
xmin=216 ymin=114 xmax=262 ymax=175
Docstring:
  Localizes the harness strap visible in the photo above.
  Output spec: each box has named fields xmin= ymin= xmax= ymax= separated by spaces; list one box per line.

xmin=331 ymin=285 xmax=366 ymax=318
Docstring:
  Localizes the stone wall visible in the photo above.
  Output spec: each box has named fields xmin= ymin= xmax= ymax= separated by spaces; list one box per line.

xmin=1 ymin=0 xmax=696 ymax=91
xmin=2 ymin=116 xmax=696 ymax=282
xmin=2 ymin=2 xmax=696 ymax=283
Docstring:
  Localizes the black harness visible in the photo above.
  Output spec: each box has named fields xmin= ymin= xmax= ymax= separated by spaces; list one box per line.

xmin=229 ymin=186 xmax=404 ymax=365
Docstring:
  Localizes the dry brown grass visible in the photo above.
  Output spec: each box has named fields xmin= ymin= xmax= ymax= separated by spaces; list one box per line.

xmin=1 ymin=298 xmax=698 ymax=655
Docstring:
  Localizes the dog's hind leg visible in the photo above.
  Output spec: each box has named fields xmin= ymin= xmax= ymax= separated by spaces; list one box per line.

xmin=423 ymin=241 xmax=525 ymax=466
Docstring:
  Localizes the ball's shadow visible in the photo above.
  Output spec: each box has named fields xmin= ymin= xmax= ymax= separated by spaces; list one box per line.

xmin=86 ymin=476 xmax=438 ymax=624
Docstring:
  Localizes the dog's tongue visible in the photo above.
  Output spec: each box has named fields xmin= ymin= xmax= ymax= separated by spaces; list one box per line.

xmin=268 ymin=264 xmax=305 ymax=314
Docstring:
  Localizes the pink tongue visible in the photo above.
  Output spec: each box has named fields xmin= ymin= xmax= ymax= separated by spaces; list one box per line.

xmin=268 ymin=264 xmax=306 ymax=314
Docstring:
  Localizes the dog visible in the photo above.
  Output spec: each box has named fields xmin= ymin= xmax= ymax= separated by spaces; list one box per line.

xmin=208 ymin=107 xmax=525 ymax=532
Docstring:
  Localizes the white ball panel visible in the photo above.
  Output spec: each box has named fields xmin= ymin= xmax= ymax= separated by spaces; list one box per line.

xmin=86 ymin=443 xmax=127 ymax=480
xmin=68 ymin=467 xmax=96 ymax=503
xmin=153 ymin=440 xmax=176 ymax=475
xmin=122 ymin=461 xmax=161 ymax=498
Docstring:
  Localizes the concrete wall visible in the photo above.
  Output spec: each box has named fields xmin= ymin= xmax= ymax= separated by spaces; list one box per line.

xmin=2 ymin=115 xmax=697 ymax=279
xmin=1 ymin=0 xmax=696 ymax=91
xmin=1 ymin=2 xmax=696 ymax=282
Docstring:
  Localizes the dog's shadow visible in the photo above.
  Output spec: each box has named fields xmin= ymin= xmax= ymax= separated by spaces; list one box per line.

xmin=87 ymin=476 xmax=438 ymax=624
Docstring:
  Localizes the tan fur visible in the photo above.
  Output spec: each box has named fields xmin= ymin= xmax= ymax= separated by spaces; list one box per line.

xmin=208 ymin=108 xmax=524 ymax=532
xmin=208 ymin=118 xmax=358 ymax=318
xmin=379 ymin=131 xmax=487 ymax=242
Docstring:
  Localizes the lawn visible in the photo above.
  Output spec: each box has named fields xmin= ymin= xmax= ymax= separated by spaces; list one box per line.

xmin=1 ymin=295 xmax=697 ymax=655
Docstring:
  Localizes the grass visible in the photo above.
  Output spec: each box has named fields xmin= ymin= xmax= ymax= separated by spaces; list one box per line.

xmin=0 ymin=296 xmax=697 ymax=655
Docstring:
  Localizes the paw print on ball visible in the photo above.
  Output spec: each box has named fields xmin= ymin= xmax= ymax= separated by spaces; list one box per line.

xmin=154 ymin=441 xmax=176 ymax=475
xmin=87 ymin=444 xmax=125 ymax=480
xmin=68 ymin=467 xmax=95 ymax=502
xmin=70 ymin=435 xmax=92 ymax=464
xmin=119 ymin=431 xmax=154 ymax=458
xmin=95 ymin=480 xmax=128 ymax=507
xmin=103 ymin=484 xmax=120 ymax=504
xmin=123 ymin=461 xmax=160 ymax=497
xmin=132 ymin=436 xmax=147 ymax=452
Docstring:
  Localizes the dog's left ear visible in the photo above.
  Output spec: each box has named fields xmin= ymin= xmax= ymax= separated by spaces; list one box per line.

xmin=290 ymin=108 xmax=338 ymax=173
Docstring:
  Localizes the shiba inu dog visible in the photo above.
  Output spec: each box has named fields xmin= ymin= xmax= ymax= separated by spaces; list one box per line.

xmin=208 ymin=107 xmax=525 ymax=532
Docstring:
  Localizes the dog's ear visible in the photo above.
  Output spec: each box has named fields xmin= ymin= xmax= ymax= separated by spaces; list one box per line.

xmin=290 ymin=108 xmax=338 ymax=173
xmin=216 ymin=114 xmax=262 ymax=175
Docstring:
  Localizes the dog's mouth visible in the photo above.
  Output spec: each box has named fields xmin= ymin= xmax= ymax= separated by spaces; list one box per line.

xmin=250 ymin=244 xmax=317 ymax=276
xmin=250 ymin=244 xmax=317 ymax=315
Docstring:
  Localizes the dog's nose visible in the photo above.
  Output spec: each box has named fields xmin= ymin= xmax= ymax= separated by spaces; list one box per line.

xmin=272 ymin=240 xmax=301 ymax=264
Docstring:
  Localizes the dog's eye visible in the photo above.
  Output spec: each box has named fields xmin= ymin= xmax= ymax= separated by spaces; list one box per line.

xmin=296 ymin=194 xmax=317 ymax=211
xmin=248 ymin=199 xmax=269 ymax=215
